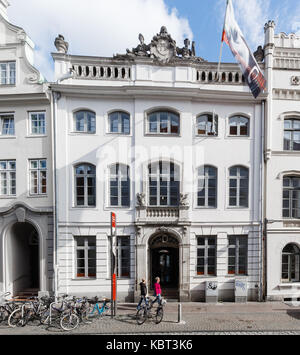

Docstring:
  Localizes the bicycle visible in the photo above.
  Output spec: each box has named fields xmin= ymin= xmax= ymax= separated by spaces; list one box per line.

xmin=136 ymin=297 xmax=166 ymax=325
xmin=86 ymin=297 xmax=111 ymax=318
xmin=0 ymin=292 xmax=21 ymax=325
xmin=8 ymin=296 xmax=50 ymax=328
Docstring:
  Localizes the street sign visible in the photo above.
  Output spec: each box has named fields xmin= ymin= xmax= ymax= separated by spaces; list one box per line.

xmin=111 ymin=212 xmax=116 ymax=236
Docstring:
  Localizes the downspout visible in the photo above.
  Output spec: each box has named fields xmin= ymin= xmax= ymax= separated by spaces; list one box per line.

xmin=51 ymin=89 xmax=59 ymax=301
xmin=259 ymin=100 xmax=265 ymax=302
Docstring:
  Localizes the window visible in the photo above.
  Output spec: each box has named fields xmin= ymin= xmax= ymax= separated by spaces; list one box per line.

xmin=148 ymin=111 xmax=180 ymax=135
xmin=196 ymin=236 xmax=217 ymax=276
xmin=75 ymin=236 xmax=96 ymax=278
xmin=75 ymin=164 xmax=96 ymax=207
xmin=110 ymin=164 xmax=130 ymax=207
xmin=30 ymin=112 xmax=46 ymax=135
xmin=29 ymin=159 xmax=47 ymax=195
xmin=0 ymin=114 xmax=15 ymax=136
xmin=228 ymin=236 xmax=248 ymax=275
xmin=116 ymin=236 xmax=131 ymax=278
xmin=0 ymin=62 xmax=16 ymax=85
xmin=284 ymin=119 xmax=300 ymax=151
xmin=282 ymin=244 xmax=300 ymax=283
xmin=229 ymin=116 xmax=249 ymax=136
xmin=229 ymin=166 xmax=249 ymax=208
xmin=148 ymin=161 xmax=180 ymax=206
xmin=197 ymin=165 xmax=217 ymax=208
xmin=109 ymin=112 xmax=130 ymax=134
xmin=74 ymin=111 xmax=96 ymax=133
xmin=0 ymin=160 xmax=16 ymax=196
xmin=196 ymin=114 xmax=218 ymax=136
xmin=283 ymin=176 xmax=300 ymax=218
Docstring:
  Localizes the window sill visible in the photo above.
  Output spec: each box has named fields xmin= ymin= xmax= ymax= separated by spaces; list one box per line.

xmin=0 ymin=84 xmax=16 ymax=88
xmin=27 ymin=194 xmax=48 ymax=198
xmin=69 ymin=132 xmax=97 ymax=136
xmin=105 ymin=132 xmax=132 ymax=137
xmin=72 ymin=206 xmax=98 ymax=210
xmin=26 ymin=135 xmax=47 ymax=138
xmin=144 ymin=133 xmax=181 ymax=137
xmin=0 ymin=196 xmax=17 ymax=199
xmin=0 ymin=135 xmax=16 ymax=139
xmin=72 ymin=278 xmax=97 ymax=281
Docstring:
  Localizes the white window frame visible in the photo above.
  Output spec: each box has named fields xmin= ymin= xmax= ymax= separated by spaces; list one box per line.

xmin=196 ymin=236 xmax=217 ymax=276
xmin=73 ymin=110 xmax=96 ymax=134
xmin=29 ymin=112 xmax=46 ymax=136
xmin=116 ymin=236 xmax=131 ymax=278
xmin=29 ymin=159 xmax=47 ymax=196
xmin=228 ymin=115 xmax=250 ymax=137
xmin=0 ymin=160 xmax=16 ymax=196
xmin=0 ymin=113 xmax=15 ymax=136
xmin=109 ymin=164 xmax=130 ymax=208
xmin=148 ymin=161 xmax=180 ymax=207
xmin=197 ymin=165 xmax=218 ymax=208
xmin=228 ymin=235 xmax=248 ymax=276
xmin=108 ymin=111 xmax=130 ymax=134
xmin=0 ymin=62 xmax=16 ymax=85
xmin=74 ymin=164 xmax=96 ymax=207
xmin=196 ymin=113 xmax=218 ymax=137
xmin=147 ymin=111 xmax=180 ymax=135
xmin=74 ymin=236 xmax=97 ymax=279
xmin=228 ymin=166 xmax=249 ymax=208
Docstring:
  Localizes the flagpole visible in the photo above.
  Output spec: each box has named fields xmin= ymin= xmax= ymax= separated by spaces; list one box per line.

xmin=216 ymin=0 xmax=229 ymax=81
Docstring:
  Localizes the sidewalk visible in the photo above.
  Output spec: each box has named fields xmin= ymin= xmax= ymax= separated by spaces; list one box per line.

xmin=1 ymin=301 xmax=300 ymax=335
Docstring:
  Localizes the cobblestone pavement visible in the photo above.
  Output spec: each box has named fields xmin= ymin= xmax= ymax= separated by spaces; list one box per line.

xmin=1 ymin=302 xmax=300 ymax=335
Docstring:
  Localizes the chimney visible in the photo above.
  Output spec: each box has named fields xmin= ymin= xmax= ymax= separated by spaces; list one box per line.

xmin=0 ymin=0 xmax=9 ymax=21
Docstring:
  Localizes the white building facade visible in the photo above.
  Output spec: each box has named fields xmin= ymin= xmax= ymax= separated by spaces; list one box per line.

xmin=51 ymin=26 xmax=265 ymax=302
xmin=0 ymin=1 xmax=53 ymax=298
xmin=264 ymin=22 xmax=300 ymax=301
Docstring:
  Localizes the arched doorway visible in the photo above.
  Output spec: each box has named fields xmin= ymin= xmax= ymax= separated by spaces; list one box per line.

xmin=149 ymin=233 xmax=179 ymax=298
xmin=6 ymin=222 xmax=40 ymax=297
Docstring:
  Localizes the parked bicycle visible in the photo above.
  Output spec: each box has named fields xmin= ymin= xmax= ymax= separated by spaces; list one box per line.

xmin=87 ymin=297 xmax=111 ymax=319
xmin=136 ymin=297 xmax=166 ymax=325
xmin=0 ymin=292 xmax=21 ymax=325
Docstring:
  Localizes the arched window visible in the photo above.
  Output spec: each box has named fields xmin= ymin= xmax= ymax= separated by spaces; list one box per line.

xmin=196 ymin=114 xmax=218 ymax=136
xmin=284 ymin=118 xmax=300 ymax=151
xmin=147 ymin=111 xmax=180 ymax=135
xmin=283 ymin=176 xmax=300 ymax=218
xmin=229 ymin=116 xmax=249 ymax=136
xmin=108 ymin=111 xmax=130 ymax=134
xmin=229 ymin=166 xmax=249 ymax=208
xmin=282 ymin=244 xmax=300 ymax=282
xmin=197 ymin=165 xmax=217 ymax=208
xmin=74 ymin=164 xmax=96 ymax=207
xmin=110 ymin=164 xmax=130 ymax=207
xmin=148 ymin=161 xmax=180 ymax=206
xmin=74 ymin=110 xmax=96 ymax=133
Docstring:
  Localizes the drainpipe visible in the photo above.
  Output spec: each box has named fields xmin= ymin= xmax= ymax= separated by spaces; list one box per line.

xmin=259 ymin=100 xmax=265 ymax=302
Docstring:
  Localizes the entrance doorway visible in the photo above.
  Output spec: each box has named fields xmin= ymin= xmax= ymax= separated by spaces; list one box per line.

xmin=149 ymin=234 xmax=179 ymax=297
xmin=6 ymin=222 xmax=40 ymax=296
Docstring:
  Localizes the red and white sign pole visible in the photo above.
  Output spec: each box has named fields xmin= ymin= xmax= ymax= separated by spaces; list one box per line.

xmin=110 ymin=212 xmax=117 ymax=318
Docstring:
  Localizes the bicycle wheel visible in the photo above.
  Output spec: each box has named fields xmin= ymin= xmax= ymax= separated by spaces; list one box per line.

xmin=60 ymin=312 xmax=80 ymax=331
xmin=0 ymin=306 xmax=9 ymax=323
xmin=40 ymin=309 xmax=50 ymax=325
xmin=136 ymin=308 xmax=147 ymax=325
xmin=8 ymin=308 xmax=25 ymax=328
xmin=155 ymin=307 xmax=163 ymax=324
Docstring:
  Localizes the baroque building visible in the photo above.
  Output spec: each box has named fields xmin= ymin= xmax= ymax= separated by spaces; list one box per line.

xmin=51 ymin=26 xmax=264 ymax=302
xmin=0 ymin=1 xmax=53 ymax=298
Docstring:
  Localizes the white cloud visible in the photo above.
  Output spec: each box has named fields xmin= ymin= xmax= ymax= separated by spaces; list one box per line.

xmin=7 ymin=0 xmax=193 ymax=81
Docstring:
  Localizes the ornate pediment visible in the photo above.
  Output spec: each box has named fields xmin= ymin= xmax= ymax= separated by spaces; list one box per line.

xmin=114 ymin=26 xmax=205 ymax=64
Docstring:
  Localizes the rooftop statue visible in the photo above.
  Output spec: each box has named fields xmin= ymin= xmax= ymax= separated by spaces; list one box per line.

xmin=126 ymin=34 xmax=150 ymax=57
xmin=254 ymin=45 xmax=265 ymax=63
xmin=114 ymin=26 xmax=204 ymax=63
xmin=54 ymin=34 xmax=69 ymax=54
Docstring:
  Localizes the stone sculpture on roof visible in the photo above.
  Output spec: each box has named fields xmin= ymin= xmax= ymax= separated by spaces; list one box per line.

xmin=114 ymin=26 xmax=205 ymax=63
xmin=54 ymin=34 xmax=69 ymax=54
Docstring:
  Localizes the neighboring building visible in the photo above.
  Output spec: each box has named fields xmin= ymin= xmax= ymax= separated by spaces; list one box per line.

xmin=264 ymin=22 xmax=300 ymax=301
xmin=0 ymin=1 xmax=53 ymax=297
xmin=51 ymin=26 xmax=265 ymax=302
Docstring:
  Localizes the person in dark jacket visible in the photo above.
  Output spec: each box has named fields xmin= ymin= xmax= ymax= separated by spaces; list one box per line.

xmin=137 ymin=278 xmax=149 ymax=310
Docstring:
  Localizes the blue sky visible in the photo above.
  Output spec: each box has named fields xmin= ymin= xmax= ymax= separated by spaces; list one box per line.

xmin=6 ymin=0 xmax=300 ymax=81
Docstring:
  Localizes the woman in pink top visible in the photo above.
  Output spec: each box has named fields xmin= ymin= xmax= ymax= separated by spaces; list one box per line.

xmin=152 ymin=277 xmax=162 ymax=306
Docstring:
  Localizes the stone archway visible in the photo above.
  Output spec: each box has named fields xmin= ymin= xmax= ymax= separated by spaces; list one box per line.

xmin=5 ymin=222 xmax=40 ymax=296
xmin=148 ymin=233 xmax=180 ymax=299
